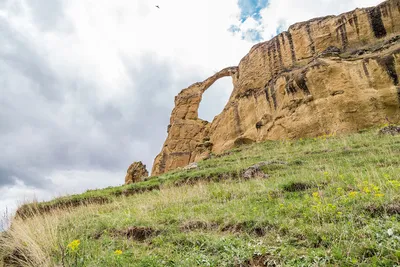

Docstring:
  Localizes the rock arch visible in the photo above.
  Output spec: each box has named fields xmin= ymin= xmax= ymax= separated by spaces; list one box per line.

xmin=151 ymin=67 xmax=238 ymax=175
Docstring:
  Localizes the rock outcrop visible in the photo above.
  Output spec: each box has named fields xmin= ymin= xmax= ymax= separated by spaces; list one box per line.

xmin=379 ymin=125 xmax=400 ymax=135
xmin=152 ymin=0 xmax=400 ymax=175
xmin=125 ymin=162 xmax=148 ymax=184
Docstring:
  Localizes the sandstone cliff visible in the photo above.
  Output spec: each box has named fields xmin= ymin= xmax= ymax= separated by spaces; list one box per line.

xmin=152 ymin=0 xmax=400 ymax=175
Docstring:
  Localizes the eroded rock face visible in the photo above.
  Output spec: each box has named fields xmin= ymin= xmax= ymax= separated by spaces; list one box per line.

xmin=152 ymin=0 xmax=400 ymax=175
xmin=125 ymin=162 xmax=148 ymax=184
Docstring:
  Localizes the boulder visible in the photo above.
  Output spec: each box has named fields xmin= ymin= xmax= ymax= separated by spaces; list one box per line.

xmin=183 ymin=162 xmax=198 ymax=171
xmin=379 ymin=125 xmax=400 ymax=135
xmin=242 ymin=161 xmax=287 ymax=179
xmin=124 ymin=162 xmax=148 ymax=185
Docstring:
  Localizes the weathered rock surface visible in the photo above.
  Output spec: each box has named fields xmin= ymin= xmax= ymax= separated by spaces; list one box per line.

xmin=152 ymin=0 xmax=400 ymax=175
xmin=379 ymin=125 xmax=400 ymax=135
xmin=125 ymin=162 xmax=148 ymax=184
xmin=183 ymin=162 xmax=199 ymax=171
xmin=242 ymin=161 xmax=287 ymax=180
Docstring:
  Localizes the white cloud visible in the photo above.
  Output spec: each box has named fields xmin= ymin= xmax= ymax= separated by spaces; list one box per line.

xmin=198 ymin=77 xmax=234 ymax=122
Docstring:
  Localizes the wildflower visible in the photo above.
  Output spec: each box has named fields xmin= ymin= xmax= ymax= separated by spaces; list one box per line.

xmin=388 ymin=180 xmax=400 ymax=188
xmin=114 ymin=250 xmax=123 ymax=255
xmin=374 ymin=193 xmax=384 ymax=198
xmin=372 ymin=186 xmax=380 ymax=192
xmin=387 ymin=228 xmax=394 ymax=237
xmin=312 ymin=192 xmax=320 ymax=198
xmin=67 ymin=240 xmax=80 ymax=252
xmin=337 ymin=211 xmax=343 ymax=216
xmin=327 ymin=204 xmax=337 ymax=210
xmin=363 ymin=187 xmax=371 ymax=194
xmin=348 ymin=191 xmax=358 ymax=197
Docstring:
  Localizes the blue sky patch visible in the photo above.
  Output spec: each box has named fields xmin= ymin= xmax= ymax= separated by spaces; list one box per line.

xmin=228 ymin=0 xmax=269 ymax=43
xmin=238 ymin=0 xmax=269 ymax=23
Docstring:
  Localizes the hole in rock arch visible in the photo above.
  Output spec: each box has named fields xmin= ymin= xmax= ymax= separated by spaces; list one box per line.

xmin=198 ymin=77 xmax=233 ymax=122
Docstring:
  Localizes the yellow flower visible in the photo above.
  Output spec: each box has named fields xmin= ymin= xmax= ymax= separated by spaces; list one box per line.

xmin=67 ymin=239 xmax=80 ymax=252
xmin=312 ymin=192 xmax=320 ymax=198
xmin=363 ymin=187 xmax=371 ymax=194
xmin=348 ymin=191 xmax=358 ymax=197
xmin=327 ymin=204 xmax=337 ymax=210
xmin=337 ymin=211 xmax=343 ymax=216
xmin=114 ymin=250 xmax=123 ymax=255
xmin=388 ymin=180 xmax=400 ymax=187
xmin=372 ymin=186 xmax=380 ymax=192
xmin=374 ymin=193 xmax=384 ymax=198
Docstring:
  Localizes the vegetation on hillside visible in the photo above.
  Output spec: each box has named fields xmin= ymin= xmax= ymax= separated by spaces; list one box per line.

xmin=1 ymin=127 xmax=399 ymax=266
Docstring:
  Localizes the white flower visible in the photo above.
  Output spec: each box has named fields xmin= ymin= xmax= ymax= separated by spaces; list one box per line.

xmin=387 ymin=228 xmax=394 ymax=237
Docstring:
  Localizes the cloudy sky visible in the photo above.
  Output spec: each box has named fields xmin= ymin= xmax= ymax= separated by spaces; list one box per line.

xmin=0 ymin=0 xmax=382 ymax=218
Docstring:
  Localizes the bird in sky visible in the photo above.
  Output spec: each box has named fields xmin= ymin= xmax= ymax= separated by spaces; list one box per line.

xmin=156 ymin=5 xmax=160 ymax=8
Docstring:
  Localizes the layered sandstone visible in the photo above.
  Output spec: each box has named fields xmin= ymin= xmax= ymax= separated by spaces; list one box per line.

xmin=152 ymin=0 xmax=400 ymax=175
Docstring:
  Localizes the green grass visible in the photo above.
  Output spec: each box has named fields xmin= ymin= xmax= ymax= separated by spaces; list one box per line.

xmin=1 ymin=127 xmax=400 ymax=266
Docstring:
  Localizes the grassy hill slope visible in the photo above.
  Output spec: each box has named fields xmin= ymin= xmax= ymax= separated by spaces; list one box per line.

xmin=1 ymin=127 xmax=400 ymax=266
